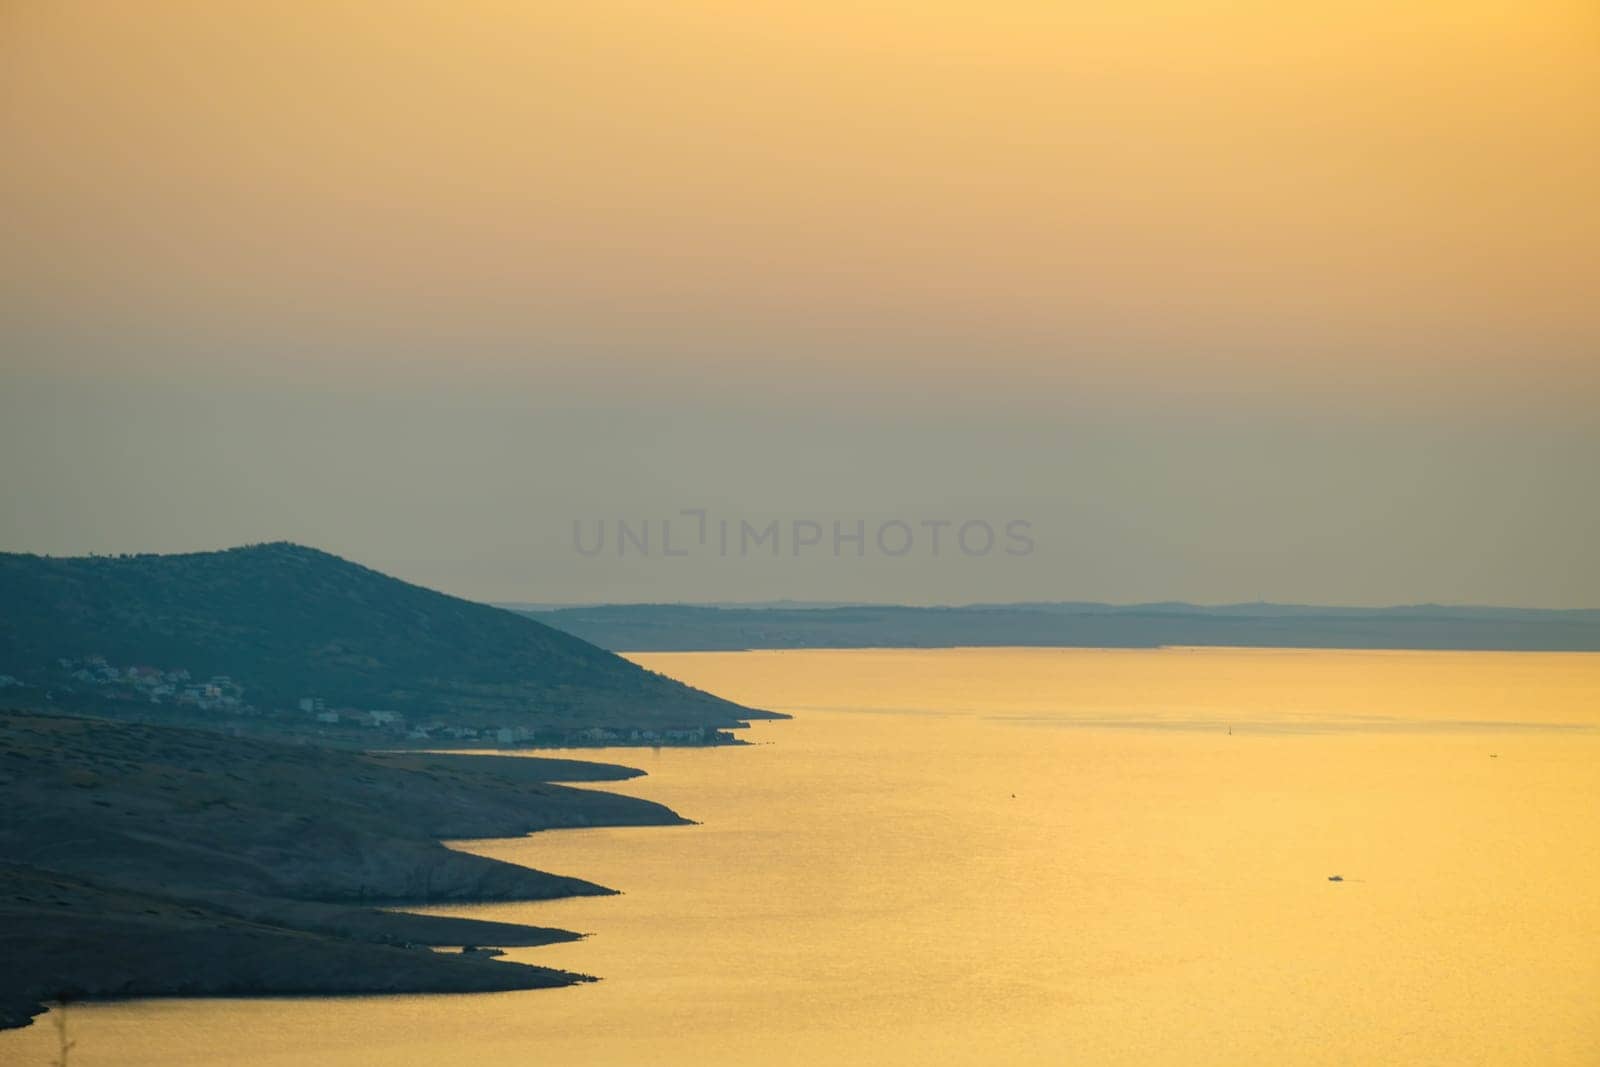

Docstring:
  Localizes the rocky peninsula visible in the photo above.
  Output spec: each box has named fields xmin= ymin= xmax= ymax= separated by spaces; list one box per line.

xmin=0 ymin=711 xmax=687 ymax=1030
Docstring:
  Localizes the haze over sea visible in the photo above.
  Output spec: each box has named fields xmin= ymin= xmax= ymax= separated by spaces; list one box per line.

xmin=4 ymin=647 xmax=1596 ymax=1066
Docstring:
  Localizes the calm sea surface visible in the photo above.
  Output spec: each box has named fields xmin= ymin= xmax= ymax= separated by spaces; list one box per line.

xmin=5 ymin=648 xmax=1598 ymax=1065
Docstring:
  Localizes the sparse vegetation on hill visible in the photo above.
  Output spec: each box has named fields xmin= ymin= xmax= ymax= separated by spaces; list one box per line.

xmin=0 ymin=543 xmax=781 ymax=742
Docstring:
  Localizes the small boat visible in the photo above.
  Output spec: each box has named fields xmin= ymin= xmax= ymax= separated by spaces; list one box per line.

xmin=1327 ymin=875 xmax=1344 ymax=882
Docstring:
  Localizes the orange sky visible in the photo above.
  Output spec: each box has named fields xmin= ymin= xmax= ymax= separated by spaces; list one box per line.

xmin=2 ymin=3 xmax=1597 ymax=604
xmin=3 ymin=1 xmax=1597 ymax=407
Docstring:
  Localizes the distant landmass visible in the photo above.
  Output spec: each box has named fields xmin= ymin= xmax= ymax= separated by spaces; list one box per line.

xmin=0 ymin=543 xmax=782 ymax=746
xmin=519 ymin=602 xmax=1600 ymax=652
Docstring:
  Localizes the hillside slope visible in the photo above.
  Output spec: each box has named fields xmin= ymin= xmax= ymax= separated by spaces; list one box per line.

xmin=0 ymin=544 xmax=778 ymax=739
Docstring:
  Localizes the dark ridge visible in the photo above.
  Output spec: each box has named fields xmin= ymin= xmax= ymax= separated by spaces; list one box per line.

xmin=366 ymin=751 xmax=649 ymax=783
xmin=0 ymin=865 xmax=592 ymax=1032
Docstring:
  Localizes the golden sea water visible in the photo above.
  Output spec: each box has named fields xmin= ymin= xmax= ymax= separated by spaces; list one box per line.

xmin=4 ymin=648 xmax=1598 ymax=1065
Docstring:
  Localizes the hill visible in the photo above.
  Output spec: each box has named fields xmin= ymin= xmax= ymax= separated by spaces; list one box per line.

xmin=0 ymin=544 xmax=780 ymax=744
xmin=520 ymin=602 xmax=1600 ymax=652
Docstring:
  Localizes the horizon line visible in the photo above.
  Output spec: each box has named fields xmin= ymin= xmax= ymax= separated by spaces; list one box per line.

xmin=498 ymin=600 xmax=1600 ymax=616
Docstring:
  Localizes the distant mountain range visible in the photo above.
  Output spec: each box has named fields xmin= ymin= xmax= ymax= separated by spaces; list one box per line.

xmin=518 ymin=602 xmax=1600 ymax=652
xmin=0 ymin=544 xmax=778 ymax=742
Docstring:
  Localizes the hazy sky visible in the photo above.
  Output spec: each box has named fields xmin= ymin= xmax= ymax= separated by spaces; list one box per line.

xmin=2 ymin=2 xmax=1596 ymax=605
